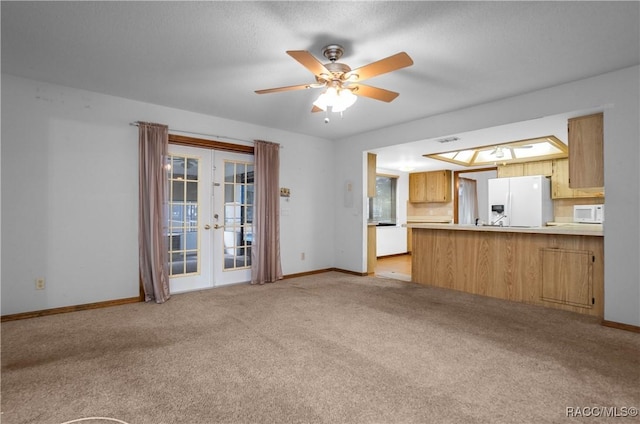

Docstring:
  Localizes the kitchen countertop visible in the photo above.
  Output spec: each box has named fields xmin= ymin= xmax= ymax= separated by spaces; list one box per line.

xmin=407 ymin=222 xmax=603 ymax=236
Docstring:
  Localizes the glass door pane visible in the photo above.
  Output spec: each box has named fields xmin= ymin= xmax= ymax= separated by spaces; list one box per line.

xmin=222 ymin=160 xmax=254 ymax=270
xmin=168 ymin=155 xmax=200 ymax=276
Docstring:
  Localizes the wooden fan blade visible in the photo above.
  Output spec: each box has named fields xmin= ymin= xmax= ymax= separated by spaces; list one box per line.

xmin=287 ymin=50 xmax=332 ymax=77
xmin=350 ymin=84 xmax=399 ymax=102
xmin=345 ymin=52 xmax=413 ymax=82
xmin=311 ymin=105 xmax=324 ymax=113
xmin=255 ymin=84 xmax=312 ymax=94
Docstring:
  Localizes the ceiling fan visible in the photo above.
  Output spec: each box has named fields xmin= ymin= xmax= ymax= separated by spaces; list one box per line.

xmin=255 ymin=44 xmax=413 ymax=115
xmin=490 ymin=144 xmax=533 ymax=158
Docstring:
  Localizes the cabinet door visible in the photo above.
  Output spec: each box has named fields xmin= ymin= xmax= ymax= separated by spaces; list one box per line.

xmin=409 ymin=170 xmax=452 ymax=203
xmin=551 ymin=159 xmax=604 ymax=199
xmin=524 ymin=160 xmax=553 ymax=177
xmin=497 ymin=163 xmax=524 ymax=178
xmin=409 ymin=172 xmax=428 ymax=202
xmin=541 ymin=248 xmax=593 ymax=308
xmin=425 ymin=170 xmax=452 ymax=202
xmin=498 ymin=161 xmax=553 ymax=178
xmin=568 ymin=113 xmax=604 ymax=189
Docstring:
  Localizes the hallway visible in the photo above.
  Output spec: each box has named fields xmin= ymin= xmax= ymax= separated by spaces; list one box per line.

xmin=375 ymin=254 xmax=411 ymax=281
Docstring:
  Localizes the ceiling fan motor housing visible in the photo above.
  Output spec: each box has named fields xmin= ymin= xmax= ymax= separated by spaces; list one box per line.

xmin=318 ymin=45 xmax=352 ymax=82
xmin=322 ymin=44 xmax=344 ymax=61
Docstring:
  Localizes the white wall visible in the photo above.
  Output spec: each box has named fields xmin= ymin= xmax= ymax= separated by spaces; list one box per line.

xmin=1 ymin=74 xmax=335 ymax=315
xmin=375 ymin=167 xmax=408 ymax=257
xmin=334 ymin=66 xmax=640 ymax=327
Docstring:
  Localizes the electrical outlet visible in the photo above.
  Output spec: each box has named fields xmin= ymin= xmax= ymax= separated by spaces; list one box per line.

xmin=35 ymin=278 xmax=45 ymax=290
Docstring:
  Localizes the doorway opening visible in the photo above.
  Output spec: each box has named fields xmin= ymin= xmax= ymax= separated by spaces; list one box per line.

xmin=375 ymin=254 xmax=412 ymax=281
xmin=453 ymin=168 xmax=497 ymax=225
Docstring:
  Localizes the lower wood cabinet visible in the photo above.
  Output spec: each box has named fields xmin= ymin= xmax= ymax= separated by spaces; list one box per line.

xmin=411 ymin=228 xmax=603 ymax=317
xmin=541 ymin=248 xmax=593 ymax=308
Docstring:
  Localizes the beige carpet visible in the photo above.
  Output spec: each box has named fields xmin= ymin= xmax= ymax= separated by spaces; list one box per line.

xmin=2 ymin=272 xmax=639 ymax=424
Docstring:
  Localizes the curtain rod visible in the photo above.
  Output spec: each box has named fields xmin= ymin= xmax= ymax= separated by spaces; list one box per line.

xmin=129 ymin=122 xmax=254 ymax=145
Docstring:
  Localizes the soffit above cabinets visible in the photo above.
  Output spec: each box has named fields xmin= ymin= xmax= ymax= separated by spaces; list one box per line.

xmin=425 ymin=135 xmax=568 ymax=167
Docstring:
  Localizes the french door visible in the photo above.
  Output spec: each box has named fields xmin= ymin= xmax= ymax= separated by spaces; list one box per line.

xmin=167 ymin=145 xmax=253 ymax=293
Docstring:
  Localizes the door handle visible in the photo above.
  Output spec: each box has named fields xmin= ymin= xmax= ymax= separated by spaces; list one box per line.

xmin=204 ymin=224 xmax=211 ymax=230
xmin=213 ymin=224 xmax=222 ymax=229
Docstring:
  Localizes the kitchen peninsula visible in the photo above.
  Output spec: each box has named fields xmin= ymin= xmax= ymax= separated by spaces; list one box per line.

xmin=408 ymin=223 xmax=603 ymax=317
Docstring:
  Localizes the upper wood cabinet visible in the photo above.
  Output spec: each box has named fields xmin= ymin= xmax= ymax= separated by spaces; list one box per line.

xmin=524 ymin=160 xmax=553 ymax=177
xmin=426 ymin=170 xmax=452 ymax=202
xmin=409 ymin=170 xmax=452 ymax=202
xmin=496 ymin=163 xmax=524 ymax=178
xmin=367 ymin=153 xmax=376 ymax=198
xmin=568 ymin=113 xmax=604 ymax=189
xmin=409 ymin=172 xmax=427 ymax=202
xmin=495 ymin=157 xmax=602 ymax=199
xmin=551 ymin=158 xmax=604 ymax=199
xmin=497 ymin=160 xmax=553 ymax=178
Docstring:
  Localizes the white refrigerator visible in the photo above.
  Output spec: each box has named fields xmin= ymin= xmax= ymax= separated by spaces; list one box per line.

xmin=487 ymin=175 xmax=553 ymax=227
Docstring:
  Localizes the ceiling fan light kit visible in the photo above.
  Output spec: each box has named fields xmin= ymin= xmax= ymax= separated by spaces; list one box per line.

xmin=312 ymin=85 xmax=358 ymax=113
xmin=255 ymin=44 xmax=413 ymax=122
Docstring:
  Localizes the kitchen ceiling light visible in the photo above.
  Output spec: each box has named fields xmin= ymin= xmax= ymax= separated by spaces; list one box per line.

xmin=425 ymin=136 xmax=568 ymax=167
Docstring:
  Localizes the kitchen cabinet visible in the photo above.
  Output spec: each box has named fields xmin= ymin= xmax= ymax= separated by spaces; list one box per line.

xmin=524 ymin=160 xmax=553 ymax=177
xmin=367 ymin=153 xmax=377 ymax=198
xmin=541 ymin=248 xmax=593 ymax=309
xmin=497 ymin=160 xmax=553 ymax=178
xmin=568 ymin=113 xmax=604 ymax=189
xmin=551 ymin=158 xmax=604 ymax=199
xmin=409 ymin=172 xmax=427 ymax=202
xmin=410 ymin=226 xmax=603 ymax=317
xmin=497 ymin=163 xmax=524 ymax=178
xmin=409 ymin=170 xmax=452 ymax=202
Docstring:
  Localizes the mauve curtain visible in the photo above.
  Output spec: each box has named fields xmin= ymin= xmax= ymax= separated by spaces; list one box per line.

xmin=138 ymin=122 xmax=171 ymax=303
xmin=251 ymin=140 xmax=283 ymax=285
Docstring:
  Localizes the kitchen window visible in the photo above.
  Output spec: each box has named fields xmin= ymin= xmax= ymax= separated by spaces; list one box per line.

xmin=372 ymin=174 xmax=397 ymax=226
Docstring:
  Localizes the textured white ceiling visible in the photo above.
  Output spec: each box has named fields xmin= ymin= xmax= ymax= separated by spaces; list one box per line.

xmin=2 ymin=1 xmax=639 ymax=167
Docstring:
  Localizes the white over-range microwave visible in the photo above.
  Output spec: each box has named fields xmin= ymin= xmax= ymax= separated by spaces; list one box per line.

xmin=573 ymin=204 xmax=604 ymax=223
